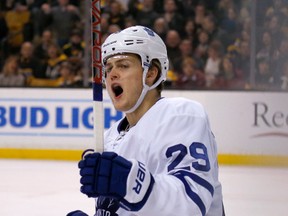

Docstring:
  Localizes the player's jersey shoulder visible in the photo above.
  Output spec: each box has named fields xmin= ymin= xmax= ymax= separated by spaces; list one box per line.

xmin=155 ymin=97 xmax=206 ymax=118
xmin=104 ymin=97 xmax=207 ymax=142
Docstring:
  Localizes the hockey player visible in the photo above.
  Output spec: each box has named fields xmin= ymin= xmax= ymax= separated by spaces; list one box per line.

xmin=68 ymin=25 xmax=225 ymax=216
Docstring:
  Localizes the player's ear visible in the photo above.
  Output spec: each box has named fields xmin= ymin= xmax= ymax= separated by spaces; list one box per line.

xmin=146 ymin=64 xmax=159 ymax=87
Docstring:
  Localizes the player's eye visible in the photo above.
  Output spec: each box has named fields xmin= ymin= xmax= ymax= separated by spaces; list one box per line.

xmin=106 ymin=65 xmax=113 ymax=72
xmin=104 ymin=66 xmax=112 ymax=77
xmin=117 ymin=63 xmax=129 ymax=70
xmin=104 ymin=62 xmax=130 ymax=77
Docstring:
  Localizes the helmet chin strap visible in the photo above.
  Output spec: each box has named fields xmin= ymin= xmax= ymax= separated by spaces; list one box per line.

xmin=124 ymin=84 xmax=149 ymax=114
xmin=124 ymin=66 xmax=161 ymax=114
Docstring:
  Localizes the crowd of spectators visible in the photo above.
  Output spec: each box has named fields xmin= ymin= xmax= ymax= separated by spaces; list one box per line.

xmin=0 ymin=0 xmax=288 ymax=91
xmin=0 ymin=0 xmax=84 ymax=87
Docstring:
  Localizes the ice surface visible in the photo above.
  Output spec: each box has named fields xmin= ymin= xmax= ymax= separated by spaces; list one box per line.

xmin=0 ymin=159 xmax=287 ymax=216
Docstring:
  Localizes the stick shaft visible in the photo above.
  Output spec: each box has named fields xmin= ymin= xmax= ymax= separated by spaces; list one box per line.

xmin=91 ymin=0 xmax=104 ymax=152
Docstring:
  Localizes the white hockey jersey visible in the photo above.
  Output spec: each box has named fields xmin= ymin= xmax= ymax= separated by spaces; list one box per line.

xmin=103 ymin=97 xmax=224 ymax=216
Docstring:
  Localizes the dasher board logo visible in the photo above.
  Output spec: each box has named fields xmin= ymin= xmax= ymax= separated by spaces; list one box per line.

xmin=252 ymin=102 xmax=288 ymax=138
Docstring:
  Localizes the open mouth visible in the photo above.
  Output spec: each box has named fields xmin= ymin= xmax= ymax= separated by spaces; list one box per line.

xmin=112 ymin=84 xmax=123 ymax=97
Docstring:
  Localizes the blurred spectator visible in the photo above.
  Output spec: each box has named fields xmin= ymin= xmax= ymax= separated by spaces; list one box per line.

xmin=255 ymin=58 xmax=274 ymax=90
xmin=124 ymin=16 xmax=137 ymax=28
xmin=174 ymin=57 xmax=206 ymax=89
xmin=256 ymin=31 xmax=276 ymax=63
xmin=107 ymin=24 xmax=122 ymax=34
xmin=39 ymin=0 xmax=81 ymax=47
xmin=255 ymin=0 xmax=271 ymax=25
xmin=62 ymin=29 xmax=85 ymax=79
xmin=217 ymin=0 xmax=236 ymax=21
xmin=1 ymin=0 xmax=286 ymax=91
xmin=162 ymin=0 xmax=185 ymax=35
xmin=183 ymin=18 xmax=197 ymax=46
xmin=173 ymin=39 xmax=194 ymax=73
xmin=265 ymin=15 xmax=283 ymax=48
xmin=201 ymin=14 xmax=227 ymax=50
xmin=44 ymin=43 xmax=67 ymax=79
xmin=107 ymin=0 xmax=126 ymax=29
xmin=18 ymin=41 xmax=46 ymax=79
xmin=0 ymin=55 xmax=25 ymax=87
xmin=101 ymin=13 xmax=111 ymax=44
xmin=273 ymin=39 xmax=288 ymax=82
xmin=219 ymin=6 xmax=241 ymax=47
xmin=204 ymin=41 xmax=222 ymax=88
xmin=34 ymin=29 xmax=55 ymax=64
xmin=238 ymin=29 xmax=250 ymax=44
xmin=194 ymin=3 xmax=208 ymax=29
xmin=239 ymin=4 xmax=250 ymax=23
xmin=152 ymin=17 xmax=168 ymax=40
xmin=201 ymin=14 xmax=218 ymax=41
xmin=117 ymin=0 xmax=130 ymax=12
xmin=3 ymin=1 xmax=48 ymax=42
xmin=4 ymin=3 xmax=31 ymax=54
xmin=181 ymin=0 xmax=197 ymax=18
xmin=62 ymin=29 xmax=85 ymax=60
xmin=241 ymin=15 xmax=251 ymax=34
xmin=153 ymin=0 xmax=185 ymax=15
xmin=26 ymin=0 xmax=49 ymax=38
xmin=214 ymin=55 xmax=244 ymax=89
xmin=129 ymin=0 xmax=160 ymax=29
xmin=101 ymin=13 xmax=110 ymax=35
xmin=126 ymin=0 xmax=141 ymax=16
xmin=265 ymin=0 xmax=288 ymax=24
xmin=234 ymin=40 xmax=250 ymax=84
xmin=194 ymin=29 xmax=210 ymax=64
xmin=57 ymin=61 xmax=83 ymax=87
xmin=165 ymin=29 xmax=181 ymax=69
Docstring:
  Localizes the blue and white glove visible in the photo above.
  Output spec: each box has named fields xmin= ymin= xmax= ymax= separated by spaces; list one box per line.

xmin=79 ymin=151 xmax=155 ymax=211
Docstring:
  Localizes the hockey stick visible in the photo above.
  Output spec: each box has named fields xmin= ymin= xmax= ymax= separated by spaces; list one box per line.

xmin=91 ymin=0 xmax=104 ymax=153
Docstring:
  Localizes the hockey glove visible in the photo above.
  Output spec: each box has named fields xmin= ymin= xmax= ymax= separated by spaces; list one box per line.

xmin=96 ymin=196 xmax=119 ymax=216
xmin=79 ymin=151 xmax=155 ymax=211
xmin=66 ymin=210 xmax=88 ymax=216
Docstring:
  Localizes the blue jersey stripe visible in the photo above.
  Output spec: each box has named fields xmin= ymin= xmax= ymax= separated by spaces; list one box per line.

xmin=174 ymin=170 xmax=214 ymax=196
xmin=173 ymin=170 xmax=214 ymax=216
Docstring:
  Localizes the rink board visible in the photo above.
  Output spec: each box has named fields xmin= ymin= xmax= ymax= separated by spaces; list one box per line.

xmin=0 ymin=88 xmax=287 ymax=166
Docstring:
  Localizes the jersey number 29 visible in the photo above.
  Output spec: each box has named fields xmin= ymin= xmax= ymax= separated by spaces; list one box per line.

xmin=166 ymin=142 xmax=211 ymax=172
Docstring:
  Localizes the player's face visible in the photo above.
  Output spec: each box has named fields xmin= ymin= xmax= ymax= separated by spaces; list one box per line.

xmin=105 ymin=54 xmax=143 ymax=112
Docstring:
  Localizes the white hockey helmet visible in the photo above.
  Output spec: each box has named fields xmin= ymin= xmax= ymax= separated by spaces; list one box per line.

xmin=102 ymin=26 xmax=169 ymax=113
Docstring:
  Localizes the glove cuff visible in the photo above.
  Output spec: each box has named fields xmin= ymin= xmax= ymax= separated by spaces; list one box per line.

xmin=120 ymin=159 xmax=155 ymax=211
